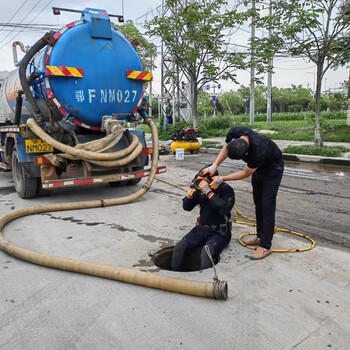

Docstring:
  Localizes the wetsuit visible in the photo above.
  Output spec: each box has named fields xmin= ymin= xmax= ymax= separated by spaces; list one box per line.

xmin=171 ymin=182 xmax=235 ymax=271
xmin=226 ymin=126 xmax=284 ymax=250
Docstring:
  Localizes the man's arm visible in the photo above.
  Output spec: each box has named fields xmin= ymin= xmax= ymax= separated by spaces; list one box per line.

xmin=203 ymin=144 xmax=229 ymax=176
xmin=183 ymin=190 xmax=199 ymax=211
xmin=222 ymin=165 xmax=256 ymax=182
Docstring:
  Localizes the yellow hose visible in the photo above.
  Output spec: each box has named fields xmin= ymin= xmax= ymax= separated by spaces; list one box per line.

xmin=0 ymin=118 xmax=227 ymax=300
xmin=234 ymin=206 xmax=316 ymax=252
xmin=27 ymin=118 xmax=140 ymax=161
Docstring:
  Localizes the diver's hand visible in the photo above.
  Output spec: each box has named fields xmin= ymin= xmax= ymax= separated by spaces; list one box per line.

xmin=187 ymin=188 xmax=197 ymax=199
xmin=202 ymin=163 xmax=218 ymax=177
xmin=198 ymin=180 xmax=212 ymax=196
xmin=210 ymin=176 xmax=223 ymax=190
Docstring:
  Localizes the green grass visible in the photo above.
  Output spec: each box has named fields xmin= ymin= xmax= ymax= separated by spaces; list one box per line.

xmin=283 ymin=145 xmax=350 ymax=157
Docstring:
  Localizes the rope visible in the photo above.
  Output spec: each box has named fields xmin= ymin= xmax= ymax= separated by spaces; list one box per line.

xmin=233 ymin=206 xmax=316 ymax=253
xmin=204 ymin=245 xmax=219 ymax=281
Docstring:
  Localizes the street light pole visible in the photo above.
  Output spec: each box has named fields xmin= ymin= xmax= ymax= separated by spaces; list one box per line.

xmin=249 ymin=0 xmax=256 ymax=124
xmin=266 ymin=0 xmax=273 ymax=122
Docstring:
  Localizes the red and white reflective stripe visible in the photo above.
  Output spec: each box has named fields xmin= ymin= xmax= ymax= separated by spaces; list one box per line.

xmin=42 ymin=166 xmax=167 ymax=189
xmin=0 ymin=127 xmax=19 ymax=132
xmin=132 ymin=92 xmax=144 ymax=115
xmin=45 ymin=77 xmax=53 ymax=98
xmin=44 ymin=46 xmax=53 ymax=64
xmin=44 ymin=20 xmax=83 ymax=117
xmin=52 ymin=97 xmax=69 ymax=117
xmin=73 ymin=118 xmax=101 ymax=131
xmin=44 ymin=178 xmax=103 ymax=188
xmin=53 ymin=20 xmax=82 ymax=41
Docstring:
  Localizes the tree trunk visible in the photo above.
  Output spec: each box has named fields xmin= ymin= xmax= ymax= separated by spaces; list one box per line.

xmin=347 ymin=70 xmax=350 ymax=127
xmin=190 ymin=77 xmax=198 ymax=128
xmin=314 ymin=66 xmax=323 ymax=147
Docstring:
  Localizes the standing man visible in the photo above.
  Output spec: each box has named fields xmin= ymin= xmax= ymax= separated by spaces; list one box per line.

xmin=203 ymin=126 xmax=284 ymax=260
xmin=171 ymin=167 xmax=235 ymax=271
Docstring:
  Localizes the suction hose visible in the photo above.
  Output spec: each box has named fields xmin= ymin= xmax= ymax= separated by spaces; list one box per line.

xmin=18 ymin=33 xmax=51 ymax=120
xmin=0 ymin=118 xmax=227 ymax=300
xmin=27 ymin=118 xmax=142 ymax=166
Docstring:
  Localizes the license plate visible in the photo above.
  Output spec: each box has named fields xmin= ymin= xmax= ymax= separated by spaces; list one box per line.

xmin=25 ymin=139 xmax=54 ymax=153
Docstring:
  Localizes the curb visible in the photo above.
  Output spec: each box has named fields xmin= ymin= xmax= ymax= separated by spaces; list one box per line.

xmin=199 ymin=148 xmax=350 ymax=166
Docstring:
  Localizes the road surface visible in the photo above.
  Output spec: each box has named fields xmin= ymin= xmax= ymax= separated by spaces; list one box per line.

xmin=0 ymin=155 xmax=349 ymax=350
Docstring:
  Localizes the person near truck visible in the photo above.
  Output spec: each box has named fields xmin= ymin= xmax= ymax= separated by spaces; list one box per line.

xmin=171 ymin=166 xmax=235 ymax=271
xmin=203 ymin=126 xmax=284 ymax=260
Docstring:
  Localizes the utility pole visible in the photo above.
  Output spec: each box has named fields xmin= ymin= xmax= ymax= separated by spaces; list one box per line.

xmin=160 ymin=0 xmax=193 ymax=126
xmin=249 ymin=0 xmax=256 ymax=124
xmin=266 ymin=0 xmax=272 ymax=122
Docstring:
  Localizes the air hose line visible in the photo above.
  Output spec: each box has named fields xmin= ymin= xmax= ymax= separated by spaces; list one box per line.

xmin=0 ymin=118 xmax=227 ymax=300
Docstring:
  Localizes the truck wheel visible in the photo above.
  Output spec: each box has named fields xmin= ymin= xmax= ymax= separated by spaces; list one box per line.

xmin=37 ymin=178 xmax=53 ymax=197
xmin=109 ymin=180 xmax=128 ymax=187
xmin=12 ymin=149 xmax=38 ymax=199
xmin=127 ymin=167 xmax=143 ymax=186
xmin=127 ymin=177 xmax=142 ymax=186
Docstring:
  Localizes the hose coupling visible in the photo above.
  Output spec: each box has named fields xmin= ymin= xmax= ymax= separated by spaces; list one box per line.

xmin=212 ymin=280 xmax=228 ymax=300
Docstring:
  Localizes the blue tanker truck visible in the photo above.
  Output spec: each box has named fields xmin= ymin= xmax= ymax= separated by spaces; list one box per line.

xmin=0 ymin=7 xmax=165 ymax=199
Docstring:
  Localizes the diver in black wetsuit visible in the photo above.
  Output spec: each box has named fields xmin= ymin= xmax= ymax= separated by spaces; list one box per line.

xmin=171 ymin=167 xmax=235 ymax=271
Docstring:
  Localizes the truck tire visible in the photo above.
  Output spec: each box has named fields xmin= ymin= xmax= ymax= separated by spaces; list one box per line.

xmin=12 ymin=148 xmax=38 ymax=199
xmin=127 ymin=167 xmax=143 ymax=186
xmin=37 ymin=178 xmax=53 ymax=197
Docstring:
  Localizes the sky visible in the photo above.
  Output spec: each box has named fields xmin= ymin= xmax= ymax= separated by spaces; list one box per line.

xmin=0 ymin=0 xmax=348 ymax=95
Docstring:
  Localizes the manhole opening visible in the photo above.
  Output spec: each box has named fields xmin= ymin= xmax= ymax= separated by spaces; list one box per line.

xmin=153 ymin=246 xmax=219 ymax=272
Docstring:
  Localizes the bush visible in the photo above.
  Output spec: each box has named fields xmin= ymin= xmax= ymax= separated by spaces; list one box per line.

xmin=284 ymin=145 xmax=349 ymax=157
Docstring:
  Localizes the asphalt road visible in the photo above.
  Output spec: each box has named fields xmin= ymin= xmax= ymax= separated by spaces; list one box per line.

xmin=161 ymin=153 xmax=350 ymax=249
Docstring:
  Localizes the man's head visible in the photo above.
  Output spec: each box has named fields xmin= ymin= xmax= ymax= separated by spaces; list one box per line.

xmin=227 ymin=138 xmax=249 ymax=160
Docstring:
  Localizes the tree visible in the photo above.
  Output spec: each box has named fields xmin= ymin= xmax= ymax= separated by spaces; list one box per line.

xmin=114 ymin=20 xmax=157 ymax=72
xmin=260 ymin=0 xmax=350 ymax=146
xmin=145 ymin=0 xmax=249 ymax=127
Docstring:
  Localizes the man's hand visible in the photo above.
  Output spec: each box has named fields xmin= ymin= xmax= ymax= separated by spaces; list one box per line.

xmin=198 ymin=180 xmax=212 ymax=196
xmin=187 ymin=187 xmax=197 ymax=199
xmin=210 ymin=176 xmax=223 ymax=190
xmin=202 ymin=163 xmax=217 ymax=177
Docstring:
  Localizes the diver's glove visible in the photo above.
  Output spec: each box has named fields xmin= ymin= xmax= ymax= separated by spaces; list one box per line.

xmin=187 ymin=187 xmax=197 ymax=199
xmin=202 ymin=163 xmax=218 ymax=177
xmin=210 ymin=176 xmax=223 ymax=190
xmin=198 ymin=180 xmax=214 ymax=198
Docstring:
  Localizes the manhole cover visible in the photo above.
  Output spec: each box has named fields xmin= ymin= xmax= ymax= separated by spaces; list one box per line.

xmin=153 ymin=246 xmax=219 ymax=272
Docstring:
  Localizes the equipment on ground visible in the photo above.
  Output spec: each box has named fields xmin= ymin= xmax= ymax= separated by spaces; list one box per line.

xmin=170 ymin=127 xmax=201 ymax=154
xmin=0 ymin=7 xmax=165 ymax=198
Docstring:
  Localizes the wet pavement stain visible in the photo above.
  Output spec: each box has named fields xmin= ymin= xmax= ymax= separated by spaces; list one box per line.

xmin=0 ymin=186 xmax=16 ymax=195
xmin=106 ymin=223 xmax=136 ymax=232
xmin=42 ymin=213 xmax=136 ymax=232
xmin=137 ymin=233 xmax=174 ymax=245
xmin=44 ymin=213 xmax=105 ymax=226
xmin=132 ymin=258 xmax=154 ymax=268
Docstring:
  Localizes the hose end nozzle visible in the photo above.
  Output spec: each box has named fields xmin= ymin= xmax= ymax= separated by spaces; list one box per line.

xmin=213 ymin=280 xmax=228 ymax=300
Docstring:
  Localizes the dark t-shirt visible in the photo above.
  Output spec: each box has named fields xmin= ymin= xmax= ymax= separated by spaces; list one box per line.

xmin=225 ymin=126 xmax=283 ymax=170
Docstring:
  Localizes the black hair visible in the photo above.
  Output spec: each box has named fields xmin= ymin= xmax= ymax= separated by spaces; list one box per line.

xmin=227 ymin=139 xmax=249 ymax=160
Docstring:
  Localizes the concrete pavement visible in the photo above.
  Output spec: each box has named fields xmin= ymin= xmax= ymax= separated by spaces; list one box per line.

xmin=0 ymin=145 xmax=349 ymax=349
xmin=0 ymin=161 xmax=350 ymax=349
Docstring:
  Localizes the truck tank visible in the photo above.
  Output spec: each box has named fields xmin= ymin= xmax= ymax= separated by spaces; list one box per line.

xmin=0 ymin=8 xmax=165 ymax=199
xmin=0 ymin=8 xmax=146 ymax=127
